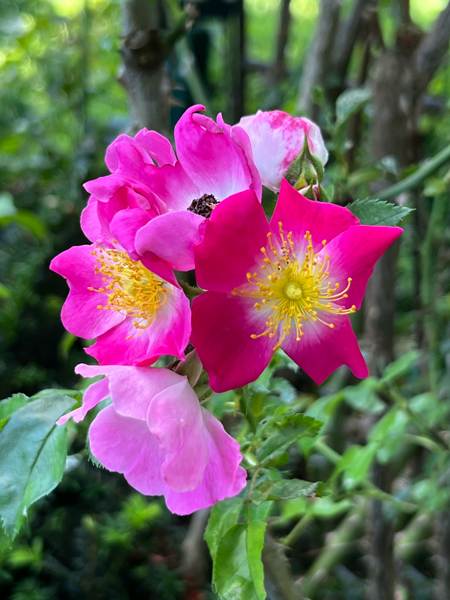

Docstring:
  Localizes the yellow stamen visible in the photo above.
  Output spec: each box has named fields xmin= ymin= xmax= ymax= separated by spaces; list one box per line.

xmin=232 ymin=226 xmax=356 ymax=351
xmin=89 ymin=246 xmax=171 ymax=337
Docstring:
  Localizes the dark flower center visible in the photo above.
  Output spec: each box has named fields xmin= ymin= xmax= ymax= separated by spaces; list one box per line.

xmin=187 ymin=194 xmax=219 ymax=218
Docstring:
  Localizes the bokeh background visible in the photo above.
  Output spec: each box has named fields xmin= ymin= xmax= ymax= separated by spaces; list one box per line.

xmin=2 ymin=0 xmax=450 ymax=598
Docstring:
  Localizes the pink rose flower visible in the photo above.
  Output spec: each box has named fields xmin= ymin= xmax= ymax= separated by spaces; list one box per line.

xmin=234 ymin=110 xmax=328 ymax=192
xmin=50 ymin=238 xmax=190 ymax=365
xmin=58 ymin=364 xmax=247 ymax=515
xmin=191 ymin=180 xmax=403 ymax=392
xmin=83 ymin=105 xmax=262 ymax=272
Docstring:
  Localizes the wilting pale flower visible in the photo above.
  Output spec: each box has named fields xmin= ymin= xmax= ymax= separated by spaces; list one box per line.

xmin=58 ymin=364 xmax=247 ymax=515
xmin=234 ymin=110 xmax=328 ymax=193
xmin=83 ymin=105 xmax=261 ymax=272
xmin=191 ymin=180 xmax=402 ymax=392
xmin=50 ymin=239 xmax=190 ymax=366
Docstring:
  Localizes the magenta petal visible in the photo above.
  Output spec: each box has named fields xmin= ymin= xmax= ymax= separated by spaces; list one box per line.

xmin=148 ymin=379 xmax=209 ymax=492
xmin=325 ymin=225 xmax=403 ymax=310
xmin=271 ymin=180 xmax=360 ymax=255
xmin=57 ymin=377 xmax=110 ymax=425
xmin=165 ymin=408 xmax=247 ymax=515
xmin=191 ymin=292 xmax=274 ymax=392
xmin=282 ymin=315 xmax=368 ymax=385
xmin=86 ymin=285 xmax=191 ymax=365
xmin=89 ymin=405 xmax=166 ymax=495
xmin=175 ymin=105 xmax=255 ymax=200
xmin=50 ymin=245 xmax=125 ymax=339
xmin=109 ymin=208 xmax=152 ymax=259
xmin=194 ymin=190 xmax=269 ymax=293
xmin=136 ymin=211 xmax=206 ymax=272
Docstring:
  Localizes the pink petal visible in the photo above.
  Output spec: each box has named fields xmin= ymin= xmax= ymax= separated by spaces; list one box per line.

xmin=112 ymin=143 xmax=200 ymax=211
xmin=281 ymin=315 xmax=368 ymax=385
xmin=84 ymin=174 xmax=148 ymax=201
xmin=194 ymin=190 xmax=269 ymax=293
xmin=134 ymin=129 xmax=177 ymax=166
xmin=140 ymin=251 xmax=179 ymax=288
xmin=106 ymin=129 xmax=177 ymax=171
xmin=136 ymin=211 xmax=207 ymax=272
xmin=217 ymin=113 xmax=262 ymax=201
xmin=102 ymin=365 xmax=182 ymax=421
xmin=57 ymin=376 xmax=110 ymax=425
xmin=147 ymin=379 xmax=209 ymax=492
xmin=236 ymin=110 xmax=328 ymax=192
xmin=80 ymin=198 xmax=101 ymax=243
xmin=324 ymin=225 xmax=403 ymax=310
xmin=86 ymin=285 xmax=191 ymax=365
xmin=165 ymin=408 xmax=247 ymax=515
xmin=89 ymin=405 xmax=166 ymax=495
xmin=50 ymin=245 xmax=125 ymax=339
xmin=109 ymin=208 xmax=152 ymax=259
xmin=270 ymin=180 xmax=359 ymax=256
xmin=191 ymin=292 xmax=274 ymax=392
xmin=175 ymin=105 xmax=256 ymax=200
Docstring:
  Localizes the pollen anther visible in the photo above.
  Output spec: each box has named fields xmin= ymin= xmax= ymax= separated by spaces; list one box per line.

xmin=89 ymin=246 xmax=170 ymax=336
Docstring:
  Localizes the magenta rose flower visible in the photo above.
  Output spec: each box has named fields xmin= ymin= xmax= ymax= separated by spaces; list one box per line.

xmin=83 ymin=105 xmax=262 ymax=272
xmin=58 ymin=364 xmax=247 ymax=515
xmin=234 ymin=110 xmax=328 ymax=192
xmin=191 ymin=180 xmax=403 ymax=392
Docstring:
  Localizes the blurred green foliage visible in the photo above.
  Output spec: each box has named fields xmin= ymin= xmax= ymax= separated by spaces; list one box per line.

xmin=2 ymin=0 xmax=450 ymax=598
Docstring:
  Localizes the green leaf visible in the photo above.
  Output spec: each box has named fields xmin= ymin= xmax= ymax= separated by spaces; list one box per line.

xmin=0 ymin=394 xmax=30 ymax=431
xmin=337 ymin=444 xmax=378 ymax=489
xmin=368 ymin=408 xmax=409 ymax=463
xmin=257 ymin=414 xmax=321 ymax=466
xmin=336 ymin=87 xmax=371 ymax=126
xmin=213 ymin=521 xmax=267 ymax=600
xmin=380 ymin=351 xmax=420 ymax=384
xmin=252 ymin=478 xmax=325 ymax=506
xmin=0 ymin=395 xmax=76 ymax=539
xmin=343 ymin=378 xmax=385 ymax=415
xmin=347 ymin=198 xmax=413 ymax=226
xmin=205 ymin=496 xmax=243 ymax=562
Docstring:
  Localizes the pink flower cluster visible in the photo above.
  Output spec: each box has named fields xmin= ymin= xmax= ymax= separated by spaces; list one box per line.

xmin=52 ymin=105 xmax=402 ymax=514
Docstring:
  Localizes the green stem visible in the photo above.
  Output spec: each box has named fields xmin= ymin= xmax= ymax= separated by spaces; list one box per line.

xmin=377 ymin=144 xmax=450 ymax=201
xmin=313 ymin=437 xmax=342 ymax=465
xmin=421 ymin=192 xmax=447 ymax=393
xmin=388 ymin=388 xmax=449 ymax=450
xmin=247 ymin=467 xmax=261 ymax=501
xmin=238 ymin=387 xmax=258 ymax=433
xmin=282 ymin=513 xmax=314 ymax=547
xmin=300 ymin=501 xmax=366 ymax=599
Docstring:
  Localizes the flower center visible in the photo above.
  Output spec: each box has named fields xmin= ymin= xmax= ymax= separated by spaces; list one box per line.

xmin=232 ymin=222 xmax=356 ymax=351
xmin=187 ymin=194 xmax=219 ymax=218
xmin=89 ymin=246 xmax=170 ymax=337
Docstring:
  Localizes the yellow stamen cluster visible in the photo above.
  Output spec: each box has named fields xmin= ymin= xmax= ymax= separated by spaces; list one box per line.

xmin=89 ymin=246 xmax=170 ymax=338
xmin=232 ymin=223 xmax=356 ymax=351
